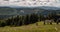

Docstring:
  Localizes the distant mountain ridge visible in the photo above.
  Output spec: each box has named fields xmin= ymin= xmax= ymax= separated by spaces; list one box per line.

xmin=0 ymin=6 xmax=60 ymax=19
xmin=9 ymin=6 xmax=60 ymax=10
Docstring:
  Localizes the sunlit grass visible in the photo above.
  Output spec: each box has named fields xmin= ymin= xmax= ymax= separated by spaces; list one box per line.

xmin=0 ymin=22 xmax=60 ymax=32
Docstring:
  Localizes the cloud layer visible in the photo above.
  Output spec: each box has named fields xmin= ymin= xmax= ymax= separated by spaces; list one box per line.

xmin=0 ymin=0 xmax=60 ymax=7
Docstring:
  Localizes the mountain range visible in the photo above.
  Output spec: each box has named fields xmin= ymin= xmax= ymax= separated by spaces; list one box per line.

xmin=0 ymin=6 xmax=60 ymax=19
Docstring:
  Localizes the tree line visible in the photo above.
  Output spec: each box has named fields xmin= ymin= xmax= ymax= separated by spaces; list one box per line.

xmin=0 ymin=12 xmax=60 ymax=27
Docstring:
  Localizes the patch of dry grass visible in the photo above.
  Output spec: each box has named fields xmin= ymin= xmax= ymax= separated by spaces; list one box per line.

xmin=0 ymin=22 xmax=60 ymax=32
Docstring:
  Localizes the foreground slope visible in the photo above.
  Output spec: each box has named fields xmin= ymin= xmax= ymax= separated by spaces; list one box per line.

xmin=0 ymin=22 xmax=60 ymax=32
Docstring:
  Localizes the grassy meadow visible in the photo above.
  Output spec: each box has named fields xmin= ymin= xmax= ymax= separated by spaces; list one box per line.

xmin=0 ymin=22 xmax=60 ymax=32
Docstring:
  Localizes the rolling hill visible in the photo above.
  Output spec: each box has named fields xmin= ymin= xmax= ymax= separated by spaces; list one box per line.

xmin=0 ymin=6 xmax=60 ymax=19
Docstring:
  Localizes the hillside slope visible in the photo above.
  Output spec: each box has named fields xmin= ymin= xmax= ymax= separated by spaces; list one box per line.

xmin=0 ymin=22 xmax=59 ymax=32
xmin=0 ymin=6 xmax=60 ymax=19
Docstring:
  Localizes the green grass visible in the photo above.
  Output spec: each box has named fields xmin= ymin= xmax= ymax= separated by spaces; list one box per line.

xmin=0 ymin=22 xmax=60 ymax=32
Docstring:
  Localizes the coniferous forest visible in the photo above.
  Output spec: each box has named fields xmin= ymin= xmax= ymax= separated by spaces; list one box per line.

xmin=0 ymin=12 xmax=60 ymax=27
xmin=0 ymin=7 xmax=60 ymax=27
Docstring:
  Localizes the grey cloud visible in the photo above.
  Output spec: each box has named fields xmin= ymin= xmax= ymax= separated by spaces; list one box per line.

xmin=0 ymin=0 xmax=60 ymax=7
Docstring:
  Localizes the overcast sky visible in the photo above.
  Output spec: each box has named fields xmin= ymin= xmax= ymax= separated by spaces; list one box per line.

xmin=0 ymin=0 xmax=60 ymax=7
